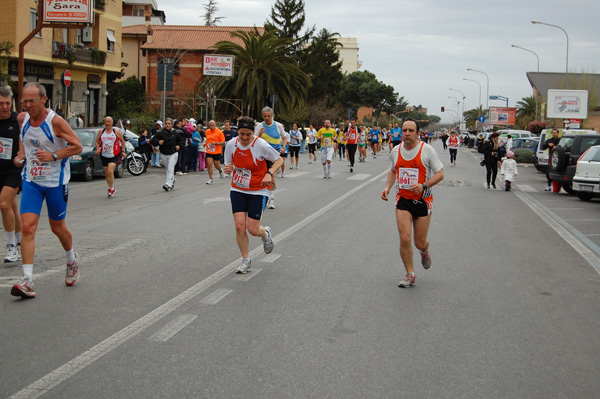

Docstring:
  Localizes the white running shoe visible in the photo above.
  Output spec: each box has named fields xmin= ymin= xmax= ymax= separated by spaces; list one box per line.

xmin=236 ymin=258 xmax=252 ymax=274
xmin=398 ymin=273 xmax=415 ymax=288
xmin=206 ymin=178 xmax=214 ymax=185
xmin=219 ymin=170 xmax=224 ymax=179
xmin=262 ymin=226 xmax=274 ymax=254
xmin=267 ymin=199 xmax=275 ymax=209
xmin=4 ymin=244 xmax=18 ymax=263
xmin=65 ymin=252 xmax=81 ymax=286
xmin=544 ymin=185 xmax=552 ymax=191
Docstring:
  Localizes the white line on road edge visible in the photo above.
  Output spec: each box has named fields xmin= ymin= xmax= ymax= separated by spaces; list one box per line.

xmin=261 ymin=254 xmax=281 ymax=263
xmin=234 ymin=268 xmax=262 ymax=281
xmin=199 ymin=288 xmax=233 ymax=305
xmin=149 ymin=314 xmax=198 ymax=342
xmin=514 ymin=190 xmax=600 ymax=275
xmin=8 ymin=170 xmax=389 ymax=399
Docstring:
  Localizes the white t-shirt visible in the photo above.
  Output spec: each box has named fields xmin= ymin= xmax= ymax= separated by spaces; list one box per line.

xmin=390 ymin=142 xmax=444 ymax=181
xmin=307 ymin=129 xmax=317 ymax=144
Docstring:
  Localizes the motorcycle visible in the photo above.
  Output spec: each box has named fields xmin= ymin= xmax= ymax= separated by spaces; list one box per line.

xmin=125 ymin=140 xmax=147 ymax=176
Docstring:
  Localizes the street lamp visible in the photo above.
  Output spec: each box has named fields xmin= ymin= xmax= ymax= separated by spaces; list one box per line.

xmin=467 ymin=68 xmax=489 ymax=131
xmin=450 ymin=88 xmax=465 ymax=130
xmin=532 ymin=20 xmax=569 ymax=86
xmin=463 ymin=78 xmax=482 ymax=121
xmin=512 ymin=44 xmax=540 ymax=120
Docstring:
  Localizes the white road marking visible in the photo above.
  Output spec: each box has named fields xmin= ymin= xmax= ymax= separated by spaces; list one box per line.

xmin=283 ymin=172 xmax=309 ymax=177
xmin=149 ymin=314 xmax=198 ymax=342
xmin=261 ymin=254 xmax=281 ymax=263
xmin=8 ymin=170 xmax=388 ymax=399
xmin=0 ymin=239 xmax=144 ymax=286
xmin=234 ymin=268 xmax=262 ymax=281
xmin=203 ymin=196 xmax=229 ymax=205
xmin=199 ymin=288 xmax=233 ymax=305
xmin=514 ymin=190 xmax=600 ymax=275
xmin=347 ymin=173 xmax=371 ymax=181
xmin=515 ymin=184 xmax=537 ymax=192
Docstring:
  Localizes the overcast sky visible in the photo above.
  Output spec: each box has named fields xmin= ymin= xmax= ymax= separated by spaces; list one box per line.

xmin=158 ymin=0 xmax=599 ymax=123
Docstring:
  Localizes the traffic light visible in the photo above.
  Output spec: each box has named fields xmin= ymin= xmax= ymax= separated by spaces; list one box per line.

xmin=407 ymin=108 xmax=410 ymax=114
xmin=441 ymin=107 xmax=445 ymax=112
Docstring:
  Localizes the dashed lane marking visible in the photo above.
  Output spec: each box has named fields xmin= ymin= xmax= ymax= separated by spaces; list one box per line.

xmin=149 ymin=314 xmax=198 ymax=342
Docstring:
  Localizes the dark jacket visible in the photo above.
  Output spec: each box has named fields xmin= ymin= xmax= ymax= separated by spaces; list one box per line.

xmin=542 ymin=136 xmax=561 ymax=152
xmin=482 ymin=140 xmax=499 ymax=162
xmin=150 ymin=128 xmax=182 ymax=155
xmin=137 ymin=134 xmax=152 ymax=155
xmin=0 ymin=111 xmax=22 ymax=175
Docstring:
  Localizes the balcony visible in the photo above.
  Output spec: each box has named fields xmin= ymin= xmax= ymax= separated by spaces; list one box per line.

xmin=52 ymin=41 xmax=106 ymax=66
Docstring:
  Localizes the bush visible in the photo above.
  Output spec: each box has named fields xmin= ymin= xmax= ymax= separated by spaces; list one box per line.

xmin=514 ymin=148 xmax=533 ymax=163
xmin=527 ymin=120 xmax=549 ymax=135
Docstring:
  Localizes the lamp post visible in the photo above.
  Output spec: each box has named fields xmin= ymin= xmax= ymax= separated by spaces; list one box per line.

xmin=449 ymin=88 xmax=465 ymax=130
xmin=448 ymin=96 xmax=461 ymax=129
xmin=467 ymin=68 xmax=489 ymax=130
xmin=531 ymin=20 xmax=569 ymax=86
xmin=512 ymin=44 xmax=540 ymax=120
xmin=463 ymin=78 xmax=482 ymax=122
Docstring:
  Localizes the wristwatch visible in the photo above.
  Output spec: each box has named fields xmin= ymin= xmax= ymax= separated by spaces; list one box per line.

xmin=52 ymin=152 xmax=58 ymax=161
xmin=266 ymin=171 xmax=273 ymax=176
xmin=422 ymin=183 xmax=427 ymax=191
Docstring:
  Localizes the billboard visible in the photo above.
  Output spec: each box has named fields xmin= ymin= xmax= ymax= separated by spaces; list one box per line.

xmin=203 ymin=55 xmax=234 ymax=77
xmin=547 ymin=90 xmax=588 ymax=119
xmin=43 ymin=0 xmax=94 ymax=23
xmin=489 ymin=107 xmax=516 ymax=125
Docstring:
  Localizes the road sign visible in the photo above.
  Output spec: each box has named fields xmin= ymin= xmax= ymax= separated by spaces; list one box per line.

xmin=478 ymin=115 xmax=485 ymax=123
xmin=157 ymin=63 xmax=174 ymax=92
xmin=61 ymin=70 xmax=71 ymax=87
xmin=203 ymin=55 xmax=234 ymax=77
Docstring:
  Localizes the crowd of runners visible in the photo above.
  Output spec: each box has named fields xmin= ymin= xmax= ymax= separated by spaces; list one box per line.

xmin=2 ymin=86 xmax=447 ymax=297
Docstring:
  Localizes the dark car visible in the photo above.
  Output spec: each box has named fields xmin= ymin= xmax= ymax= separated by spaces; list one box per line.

xmin=548 ymin=133 xmax=600 ymax=194
xmin=69 ymin=128 xmax=125 ymax=181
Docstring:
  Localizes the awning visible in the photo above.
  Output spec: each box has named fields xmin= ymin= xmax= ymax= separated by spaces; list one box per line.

xmin=106 ymin=30 xmax=116 ymax=43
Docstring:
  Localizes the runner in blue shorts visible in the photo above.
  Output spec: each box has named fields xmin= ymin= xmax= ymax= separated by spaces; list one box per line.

xmin=11 ymin=83 xmax=83 ymax=299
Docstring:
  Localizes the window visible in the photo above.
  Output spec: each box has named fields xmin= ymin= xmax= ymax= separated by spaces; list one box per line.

xmin=106 ymin=29 xmax=116 ymax=53
xmin=30 ymin=8 xmax=41 ymax=38
xmin=77 ymin=29 xmax=83 ymax=46
xmin=62 ymin=29 xmax=68 ymax=43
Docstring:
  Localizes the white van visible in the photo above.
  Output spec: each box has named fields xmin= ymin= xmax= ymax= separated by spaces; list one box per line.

xmin=535 ymin=128 xmax=596 ymax=172
xmin=496 ymin=129 xmax=534 ymax=139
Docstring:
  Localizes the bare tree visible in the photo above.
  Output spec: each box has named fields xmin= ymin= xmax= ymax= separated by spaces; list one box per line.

xmin=203 ymin=0 xmax=224 ymax=26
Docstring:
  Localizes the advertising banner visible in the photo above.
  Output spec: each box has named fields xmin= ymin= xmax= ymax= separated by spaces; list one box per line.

xmin=489 ymin=107 xmax=516 ymax=125
xmin=43 ymin=0 xmax=94 ymax=23
xmin=547 ymin=90 xmax=588 ymax=119
xmin=203 ymin=55 xmax=234 ymax=77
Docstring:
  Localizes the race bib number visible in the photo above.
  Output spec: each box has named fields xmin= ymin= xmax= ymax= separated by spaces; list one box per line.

xmin=349 ymin=133 xmax=356 ymax=141
xmin=208 ymin=143 xmax=215 ymax=152
xmin=233 ymin=167 xmax=251 ymax=189
xmin=0 ymin=138 xmax=13 ymax=160
xmin=397 ymin=167 xmax=419 ymax=189
xmin=102 ymin=142 xmax=115 ymax=157
xmin=323 ymin=138 xmax=332 ymax=147
xmin=29 ymin=160 xmax=51 ymax=182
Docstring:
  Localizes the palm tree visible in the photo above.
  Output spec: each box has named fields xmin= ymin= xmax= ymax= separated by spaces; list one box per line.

xmin=463 ymin=106 xmax=486 ymax=130
xmin=516 ymin=96 xmax=537 ymax=128
xmin=210 ymin=28 xmax=311 ymax=118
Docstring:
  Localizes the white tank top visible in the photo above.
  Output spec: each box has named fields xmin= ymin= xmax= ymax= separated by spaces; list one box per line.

xmin=21 ymin=110 xmax=70 ymax=187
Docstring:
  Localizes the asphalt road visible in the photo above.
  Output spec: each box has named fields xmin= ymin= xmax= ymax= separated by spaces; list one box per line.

xmin=1 ymin=141 xmax=599 ymax=399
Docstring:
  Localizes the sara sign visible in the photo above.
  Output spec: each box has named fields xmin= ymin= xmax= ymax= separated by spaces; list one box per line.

xmin=547 ymin=90 xmax=588 ymax=119
xmin=489 ymin=107 xmax=516 ymax=125
xmin=203 ymin=55 xmax=234 ymax=77
xmin=43 ymin=0 xmax=94 ymax=23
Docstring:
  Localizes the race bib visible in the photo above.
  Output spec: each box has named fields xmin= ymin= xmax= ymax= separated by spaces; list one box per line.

xmin=208 ymin=143 xmax=215 ymax=152
xmin=397 ymin=167 xmax=419 ymax=189
xmin=0 ymin=138 xmax=13 ymax=160
xmin=349 ymin=133 xmax=356 ymax=141
xmin=233 ymin=167 xmax=251 ymax=189
xmin=323 ymin=138 xmax=332 ymax=147
xmin=102 ymin=142 xmax=115 ymax=158
xmin=29 ymin=159 xmax=51 ymax=182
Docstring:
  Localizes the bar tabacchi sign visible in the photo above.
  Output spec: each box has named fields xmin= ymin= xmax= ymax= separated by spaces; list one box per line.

xmin=43 ymin=0 xmax=94 ymax=23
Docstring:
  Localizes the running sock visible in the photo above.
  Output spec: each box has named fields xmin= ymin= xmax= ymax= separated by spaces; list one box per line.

xmin=66 ymin=248 xmax=77 ymax=264
xmin=323 ymin=164 xmax=327 ymax=174
xmin=326 ymin=163 xmax=331 ymax=174
xmin=16 ymin=231 xmax=21 ymax=244
xmin=6 ymin=231 xmax=16 ymax=246
xmin=23 ymin=264 xmax=33 ymax=281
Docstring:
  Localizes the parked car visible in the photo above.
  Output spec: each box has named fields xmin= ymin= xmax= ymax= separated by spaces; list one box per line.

xmin=548 ymin=132 xmax=600 ymax=194
xmin=496 ymin=129 xmax=534 ymax=139
xmin=510 ymin=138 xmax=539 ymax=151
xmin=69 ymin=128 xmax=125 ymax=181
xmin=122 ymin=129 xmax=139 ymax=149
xmin=573 ymin=145 xmax=600 ymax=201
xmin=534 ymin=128 xmax=594 ymax=172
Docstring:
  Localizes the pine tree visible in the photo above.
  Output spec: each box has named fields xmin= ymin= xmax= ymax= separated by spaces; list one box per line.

xmin=203 ymin=0 xmax=224 ymax=26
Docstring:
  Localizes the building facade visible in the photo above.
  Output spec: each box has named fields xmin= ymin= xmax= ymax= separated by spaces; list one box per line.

xmin=0 ymin=0 xmax=123 ymax=126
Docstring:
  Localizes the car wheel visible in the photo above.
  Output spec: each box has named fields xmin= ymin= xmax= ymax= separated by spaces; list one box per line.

xmin=550 ymin=147 xmax=567 ymax=173
xmin=562 ymin=182 xmax=574 ymax=194
xmin=83 ymin=160 xmax=94 ymax=181
xmin=115 ymin=159 xmax=124 ymax=178
xmin=576 ymin=191 xmax=594 ymax=201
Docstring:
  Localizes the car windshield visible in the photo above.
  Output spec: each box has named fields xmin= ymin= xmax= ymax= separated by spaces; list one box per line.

xmin=122 ymin=130 xmax=139 ymax=140
xmin=580 ymin=147 xmax=600 ymax=162
xmin=74 ymin=130 xmax=96 ymax=147
xmin=558 ymin=137 xmax=575 ymax=151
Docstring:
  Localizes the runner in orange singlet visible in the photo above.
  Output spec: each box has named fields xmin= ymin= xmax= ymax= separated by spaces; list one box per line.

xmin=381 ymin=118 xmax=444 ymax=288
